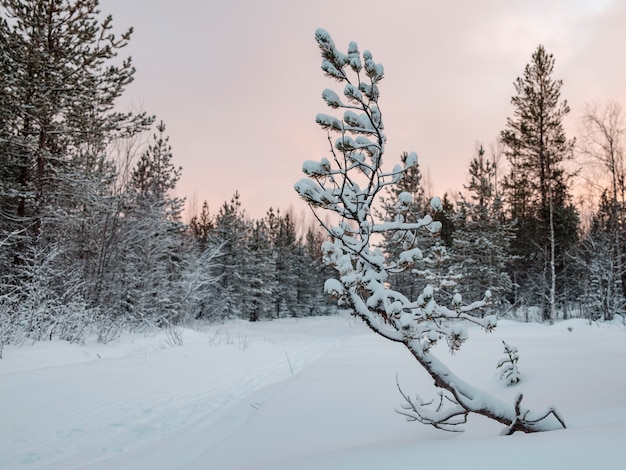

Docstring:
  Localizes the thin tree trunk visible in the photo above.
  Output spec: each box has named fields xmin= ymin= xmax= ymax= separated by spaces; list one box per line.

xmin=549 ymin=190 xmax=556 ymax=324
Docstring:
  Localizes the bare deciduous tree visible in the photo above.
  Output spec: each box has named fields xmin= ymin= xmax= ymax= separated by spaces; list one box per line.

xmin=579 ymin=101 xmax=625 ymax=214
xmin=577 ymin=101 xmax=626 ymax=317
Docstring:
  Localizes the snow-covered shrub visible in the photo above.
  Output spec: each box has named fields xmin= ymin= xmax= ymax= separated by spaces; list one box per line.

xmin=497 ymin=341 xmax=521 ymax=385
xmin=296 ymin=28 xmax=565 ymax=434
xmin=0 ymin=300 xmax=16 ymax=359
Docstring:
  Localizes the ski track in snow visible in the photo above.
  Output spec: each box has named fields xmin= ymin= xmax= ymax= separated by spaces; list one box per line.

xmin=0 ymin=316 xmax=362 ymax=470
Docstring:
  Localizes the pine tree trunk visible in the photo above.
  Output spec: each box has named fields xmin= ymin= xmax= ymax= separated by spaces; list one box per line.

xmin=549 ymin=190 xmax=556 ymax=324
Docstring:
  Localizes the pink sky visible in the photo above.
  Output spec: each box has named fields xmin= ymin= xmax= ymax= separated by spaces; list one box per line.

xmin=106 ymin=0 xmax=626 ymax=222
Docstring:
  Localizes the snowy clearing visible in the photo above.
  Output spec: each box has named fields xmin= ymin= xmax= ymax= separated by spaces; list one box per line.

xmin=1 ymin=314 xmax=625 ymax=469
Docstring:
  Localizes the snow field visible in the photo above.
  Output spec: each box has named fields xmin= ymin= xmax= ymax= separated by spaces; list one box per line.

xmin=1 ymin=314 xmax=625 ymax=469
xmin=0 ymin=317 xmax=355 ymax=469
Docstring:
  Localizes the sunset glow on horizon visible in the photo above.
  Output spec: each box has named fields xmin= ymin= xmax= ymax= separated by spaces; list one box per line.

xmin=106 ymin=0 xmax=626 ymax=221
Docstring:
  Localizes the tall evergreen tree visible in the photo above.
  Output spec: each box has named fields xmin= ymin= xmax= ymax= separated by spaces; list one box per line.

xmin=0 ymin=0 xmax=147 ymax=253
xmin=500 ymin=45 xmax=579 ymax=320
xmin=266 ymin=209 xmax=300 ymax=317
xmin=303 ymin=224 xmax=335 ymax=315
xmin=121 ymin=121 xmax=185 ymax=324
xmin=0 ymin=0 xmax=149 ymax=338
xmin=211 ymin=192 xmax=250 ymax=319
xmin=241 ymin=219 xmax=276 ymax=321
xmin=129 ymin=122 xmax=183 ymax=218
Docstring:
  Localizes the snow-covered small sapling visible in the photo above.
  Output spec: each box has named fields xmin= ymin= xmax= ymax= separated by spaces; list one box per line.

xmin=497 ymin=340 xmax=521 ymax=385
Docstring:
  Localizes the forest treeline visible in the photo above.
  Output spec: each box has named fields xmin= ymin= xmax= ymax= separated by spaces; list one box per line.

xmin=1 ymin=1 xmax=624 ymax=349
xmin=381 ymin=46 xmax=625 ymax=324
xmin=0 ymin=0 xmax=334 ymax=349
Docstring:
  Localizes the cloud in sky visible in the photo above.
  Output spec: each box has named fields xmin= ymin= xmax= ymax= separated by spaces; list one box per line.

xmin=106 ymin=0 xmax=626 ymax=220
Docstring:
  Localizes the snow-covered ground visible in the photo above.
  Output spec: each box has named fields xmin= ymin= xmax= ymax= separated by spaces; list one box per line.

xmin=1 ymin=314 xmax=625 ymax=469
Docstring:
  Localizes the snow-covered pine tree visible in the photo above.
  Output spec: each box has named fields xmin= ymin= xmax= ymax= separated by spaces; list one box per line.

xmin=264 ymin=209 xmax=301 ymax=317
xmin=211 ymin=192 xmax=251 ymax=319
xmin=182 ymin=200 xmax=224 ymax=321
xmin=0 ymin=0 xmax=150 ymax=339
xmin=121 ymin=121 xmax=186 ymax=326
xmin=576 ymin=196 xmax=626 ymax=322
xmin=241 ymin=219 xmax=276 ymax=321
xmin=421 ymin=194 xmax=457 ymax=297
xmin=275 ymin=212 xmax=301 ymax=317
xmin=449 ymin=145 xmax=514 ymax=308
xmin=189 ymin=200 xmax=215 ymax=250
xmin=176 ymin=237 xmax=223 ymax=323
xmin=497 ymin=341 xmax=521 ymax=385
xmin=296 ymin=28 xmax=565 ymax=434
xmin=304 ymin=224 xmax=336 ymax=315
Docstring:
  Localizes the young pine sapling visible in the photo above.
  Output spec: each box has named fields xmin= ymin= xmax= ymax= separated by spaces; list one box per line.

xmin=497 ymin=340 xmax=521 ymax=385
xmin=295 ymin=28 xmax=565 ymax=435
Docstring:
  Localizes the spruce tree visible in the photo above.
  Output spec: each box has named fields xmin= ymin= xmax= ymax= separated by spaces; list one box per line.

xmin=266 ymin=209 xmax=300 ymax=317
xmin=211 ymin=192 xmax=250 ymax=319
xmin=450 ymin=145 xmax=514 ymax=308
xmin=304 ymin=224 xmax=335 ymax=315
xmin=121 ymin=121 xmax=185 ymax=325
xmin=241 ymin=219 xmax=276 ymax=321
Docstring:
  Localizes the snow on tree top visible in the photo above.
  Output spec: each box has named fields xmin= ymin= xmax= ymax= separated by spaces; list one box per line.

xmin=398 ymin=192 xmax=413 ymax=204
xmin=430 ymin=196 xmax=443 ymax=212
xmin=302 ymin=159 xmax=331 ymax=178
xmin=405 ymin=151 xmax=418 ymax=168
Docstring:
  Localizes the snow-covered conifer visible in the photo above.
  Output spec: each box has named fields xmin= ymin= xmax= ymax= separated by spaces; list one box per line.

xmin=296 ymin=28 xmax=565 ymax=434
xmin=241 ymin=219 xmax=276 ymax=321
xmin=210 ymin=192 xmax=251 ymax=320
xmin=189 ymin=201 xmax=215 ymax=250
xmin=500 ymin=45 xmax=579 ymax=321
xmin=576 ymin=206 xmax=626 ymax=322
xmin=448 ymin=145 xmax=514 ymax=308
xmin=0 ymin=0 xmax=150 ymax=339
xmin=121 ymin=121 xmax=186 ymax=325
xmin=497 ymin=341 xmax=521 ymax=385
